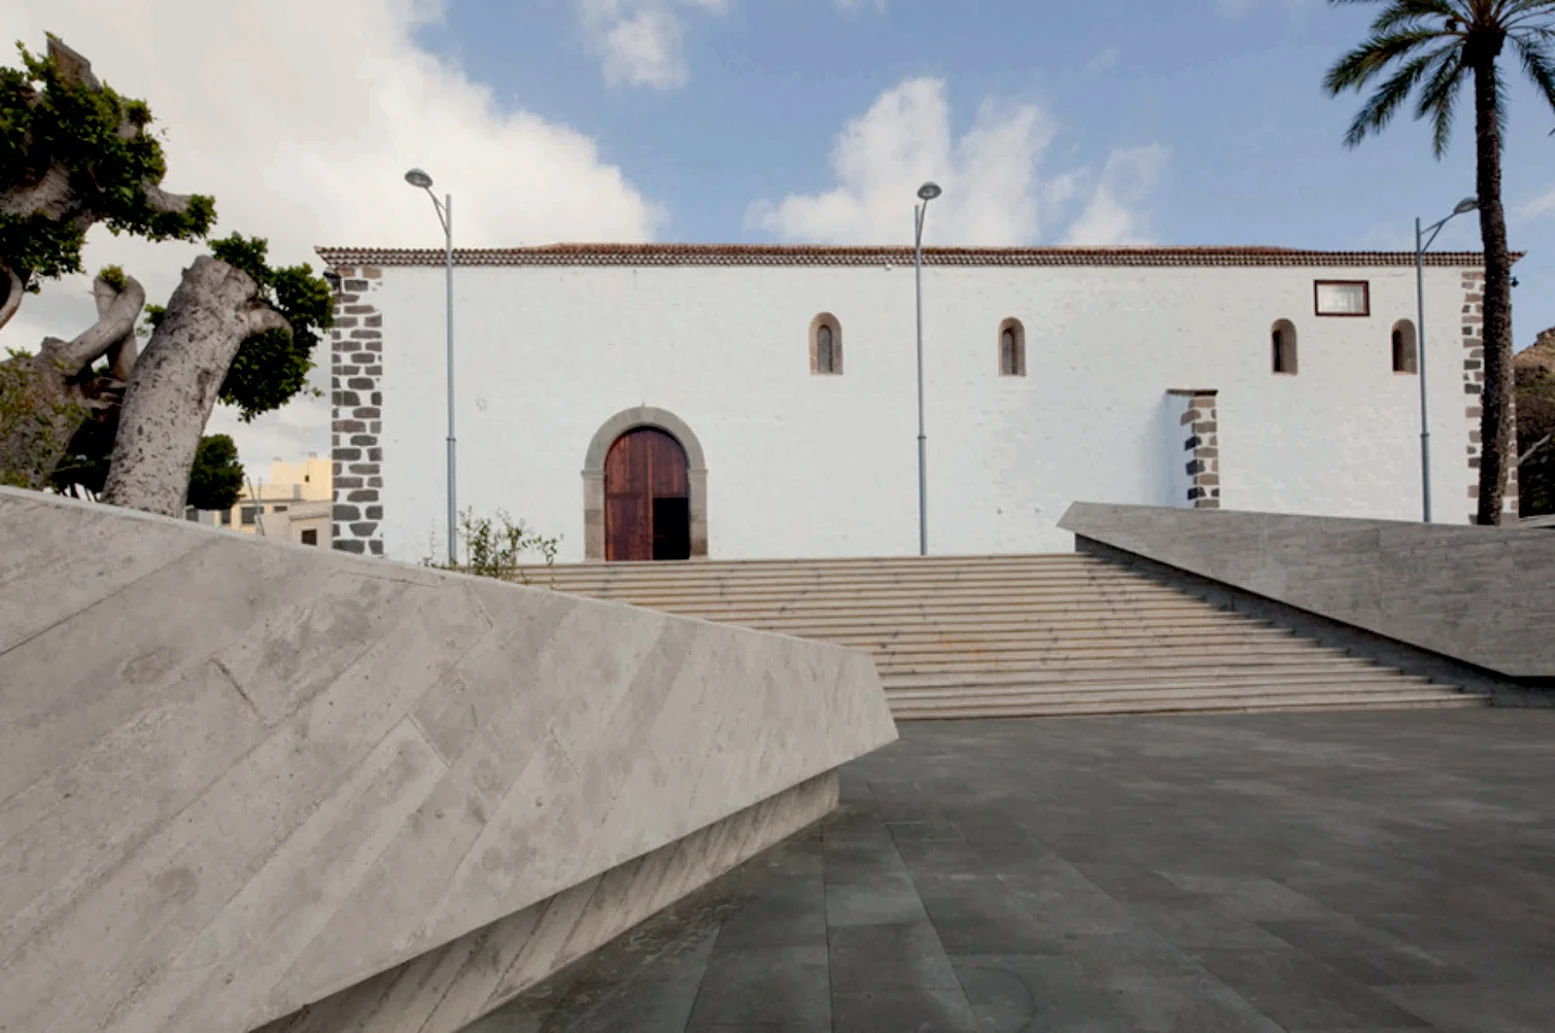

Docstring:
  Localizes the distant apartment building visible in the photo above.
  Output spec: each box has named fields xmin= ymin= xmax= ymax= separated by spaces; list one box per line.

xmin=187 ymin=455 xmax=332 ymax=547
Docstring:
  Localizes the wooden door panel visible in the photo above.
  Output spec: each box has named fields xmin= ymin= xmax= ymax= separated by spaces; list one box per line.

xmin=604 ymin=427 xmax=690 ymax=562
xmin=605 ymin=495 xmax=650 ymax=562
xmin=647 ymin=431 xmax=688 ymax=498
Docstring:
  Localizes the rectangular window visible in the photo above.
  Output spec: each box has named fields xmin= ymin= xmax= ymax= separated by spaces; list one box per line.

xmin=272 ymin=504 xmax=288 ymax=513
xmin=220 ymin=509 xmax=232 ymax=526
xmin=241 ymin=506 xmax=258 ymax=526
xmin=1314 ymin=280 xmax=1370 ymax=317
xmin=300 ymin=528 xmax=318 ymax=546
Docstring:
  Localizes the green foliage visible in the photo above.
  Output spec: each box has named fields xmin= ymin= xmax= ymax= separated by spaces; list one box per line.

xmin=137 ymin=302 xmax=164 ymax=339
xmin=96 ymin=263 xmax=125 ymax=292
xmin=186 ymin=433 xmax=244 ymax=511
xmin=47 ymin=402 xmax=114 ymax=495
xmin=422 ymin=508 xmax=561 ymax=584
xmin=0 ymin=347 xmax=85 ymax=488
xmin=207 ymin=233 xmax=333 ymax=422
xmin=0 ymin=39 xmax=215 ymax=286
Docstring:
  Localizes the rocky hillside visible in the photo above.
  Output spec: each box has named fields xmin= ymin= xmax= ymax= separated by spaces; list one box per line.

xmin=1516 ymin=328 xmax=1555 ymax=377
xmin=1517 ymin=328 xmax=1555 ymax=517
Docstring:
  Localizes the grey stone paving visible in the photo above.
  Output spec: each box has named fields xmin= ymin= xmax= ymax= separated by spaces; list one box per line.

xmin=465 ymin=711 xmax=1555 ymax=1033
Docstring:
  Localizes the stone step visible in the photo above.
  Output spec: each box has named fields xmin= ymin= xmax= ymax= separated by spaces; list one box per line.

xmin=871 ymin=644 xmax=1369 ymax=673
xmin=890 ymin=690 xmax=1486 ymax=720
xmin=728 ymin=610 xmax=1272 ymax=631
xmin=887 ymin=674 xmax=1438 ymax=704
xmin=835 ymin=630 xmax=1305 ymax=654
xmin=776 ymin=626 xmax=1300 ymax=649
xmin=534 ymin=571 xmax=1149 ymax=593
xmin=552 ymin=584 xmax=1196 ymax=609
xmin=526 ymin=553 xmax=1105 ymax=574
xmin=882 ymin=666 xmax=1417 ymax=692
xmin=618 ymin=599 xmax=1217 ymax=620
xmin=528 ymin=552 xmax=1469 ymax=718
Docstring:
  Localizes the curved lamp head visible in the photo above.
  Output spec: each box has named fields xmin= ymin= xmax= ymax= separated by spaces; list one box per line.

xmin=1453 ymin=197 xmax=1479 ymax=215
xmin=917 ymin=181 xmax=943 ymax=202
xmin=404 ymin=167 xmax=435 ymax=190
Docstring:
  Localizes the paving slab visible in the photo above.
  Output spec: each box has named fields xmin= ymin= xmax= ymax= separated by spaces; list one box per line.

xmin=472 ymin=710 xmax=1555 ymax=1032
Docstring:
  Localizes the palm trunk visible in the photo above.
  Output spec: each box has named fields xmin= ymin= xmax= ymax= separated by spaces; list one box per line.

xmin=1472 ymin=57 xmax=1516 ymax=525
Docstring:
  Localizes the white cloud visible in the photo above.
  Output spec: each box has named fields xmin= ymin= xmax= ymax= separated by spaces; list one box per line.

xmin=3 ymin=0 xmax=660 ymax=471
xmin=834 ymin=0 xmax=886 ymax=13
xmin=1083 ymin=47 xmax=1120 ymax=76
xmin=1515 ymin=186 xmax=1555 ymax=223
xmin=747 ymin=77 xmax=1166 ymax=247
xmin=1063 ymin=145 xmax=1168 ymax=245
xmin=577 ymin=0 xmax=728 ymax=89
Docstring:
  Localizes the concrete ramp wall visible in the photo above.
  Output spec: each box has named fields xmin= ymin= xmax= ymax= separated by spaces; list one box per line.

xmin=1059 ymin=502 xmax=1554 ymax=682
xmin=0 ymin=487 xmax=897 ymax=1033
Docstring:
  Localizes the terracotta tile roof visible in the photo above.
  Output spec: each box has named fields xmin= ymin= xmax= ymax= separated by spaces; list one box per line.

xmin=314 ymin=243 xmax=1512 ymax=269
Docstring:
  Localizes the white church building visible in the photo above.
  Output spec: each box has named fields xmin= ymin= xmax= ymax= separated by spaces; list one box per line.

xmin=315 ymin=243 xmax=1506 ymax=565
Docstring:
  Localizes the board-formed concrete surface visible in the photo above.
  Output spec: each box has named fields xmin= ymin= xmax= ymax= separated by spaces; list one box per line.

xmin=0 ymin=486 xmax=897 ymax=1033
xmin=1060 ymin=502 xmax=1554 ymax=680
xmin=473 ymin=711 xmax=1555 ymax=1033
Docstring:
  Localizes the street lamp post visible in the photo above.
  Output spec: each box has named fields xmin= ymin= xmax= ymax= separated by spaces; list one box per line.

xmin=913 ymin=181 xmax=942 ymax=557
xmin=1414 ymin=196 xmax=1477 ymax=523
xmin=405 ymin=168 xmax=457 ymax=566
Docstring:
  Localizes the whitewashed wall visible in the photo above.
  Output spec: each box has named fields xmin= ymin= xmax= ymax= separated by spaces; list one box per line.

xmin=368 ymin=261 xmax=1474 ymax=564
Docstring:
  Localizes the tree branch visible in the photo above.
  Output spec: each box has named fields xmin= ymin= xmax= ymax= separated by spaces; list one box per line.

xmin=97 ymin=274 xmax=143 ymax=381
xmin=242 ymin=306 xmax=291 ymax=338
xmin=47 ymin=36 xmax=101 ymax=92
xmin=0 ymin=263 xmax=22 ymax=334
xmin=141 ymin=182 xmax=200 ymax=217
xmin=42 ymin=274 xmax=146 ymax=374
xmin=1520 ymin=431 xmax=1554 ymax=466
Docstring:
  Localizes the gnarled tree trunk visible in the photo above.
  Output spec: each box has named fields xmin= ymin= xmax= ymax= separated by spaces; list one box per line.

xmin=0 ymin=272 xmax=144 ymax=488
xmin=102 ymin=256 xmax=285 ymax=516
xmin=0 ymin=263 xmax=22 ymax=333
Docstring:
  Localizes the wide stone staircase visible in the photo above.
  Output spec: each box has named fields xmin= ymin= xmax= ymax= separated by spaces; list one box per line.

xmin=521 ymin=554 xmax=1485 ymax=719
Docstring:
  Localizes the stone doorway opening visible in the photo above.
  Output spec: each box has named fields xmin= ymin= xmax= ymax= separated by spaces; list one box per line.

xmin=583 ymin=406 xmax=709 ymax=562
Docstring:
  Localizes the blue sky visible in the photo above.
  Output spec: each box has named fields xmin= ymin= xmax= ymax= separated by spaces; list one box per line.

xmin=421 ymin=0 xmax=1554 ymax=342
xmin=10 ymin=0 xmax=1554 ymax=466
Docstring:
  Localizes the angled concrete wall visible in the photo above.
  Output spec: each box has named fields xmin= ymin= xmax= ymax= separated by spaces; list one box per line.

xmin=1059 ymin=502 xmax=1554 ymax=681
xmin=0 ymin=486 xmax=896 ymax=1033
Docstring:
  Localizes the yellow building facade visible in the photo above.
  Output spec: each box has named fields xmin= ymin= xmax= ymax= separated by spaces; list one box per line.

xmin=192 ymin=456 xmax=333 ymax=547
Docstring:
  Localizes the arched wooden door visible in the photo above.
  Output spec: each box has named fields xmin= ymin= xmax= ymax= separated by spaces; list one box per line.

xmin=603 ymin=428 xmax=691 ymax=562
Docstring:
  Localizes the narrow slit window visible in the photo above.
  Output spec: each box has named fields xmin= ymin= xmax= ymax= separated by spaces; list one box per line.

xmin=998 ymin=319 xmax=1026 ymax=377
xmin=811 ymin=314 xmax=842 ymax=375
xmin=1271 ymin=320 xmax=1298 ymax=374
xmin=1392 ymin=320 xmax=1418 ymax=374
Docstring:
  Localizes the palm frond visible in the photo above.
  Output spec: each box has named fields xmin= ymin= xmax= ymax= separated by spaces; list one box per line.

xmin=1340 ymin=48 xmax=1444 ymax=146
xmin=1510 ymin=29 xmax=1555 ymax=116
xmin=1372 ymin=0 xmax=1461 ymax=34
xmin=1415 ymin=44 xmax=1465 ymax=154
xmin=1324 ymin=29 xmax=1449 ymax=95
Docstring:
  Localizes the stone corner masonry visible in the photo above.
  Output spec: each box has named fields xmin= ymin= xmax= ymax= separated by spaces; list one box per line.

xmin=1460 ymin=269 xmax=1517 ymax=524
xmin=1167 ymin=389 xmax=1221 ymax=510
xmin=328 ymin=265 xmax=385 ymax=556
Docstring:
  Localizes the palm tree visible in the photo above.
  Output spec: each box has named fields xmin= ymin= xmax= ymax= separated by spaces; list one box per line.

xmin=1323 ymin=0 xmax=1555 ymax=525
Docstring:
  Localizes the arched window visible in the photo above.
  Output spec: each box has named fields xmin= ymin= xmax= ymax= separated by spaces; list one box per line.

xmin=998 ymin=318 xmax=1026 ymax=377
xmin=810 ymin=313 xmax=842 ymax=375
xmin=1391 ymin=319 xmax=1418 ymax=374
xmin=1271 ymin=319 xmax=1298 ymax=375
